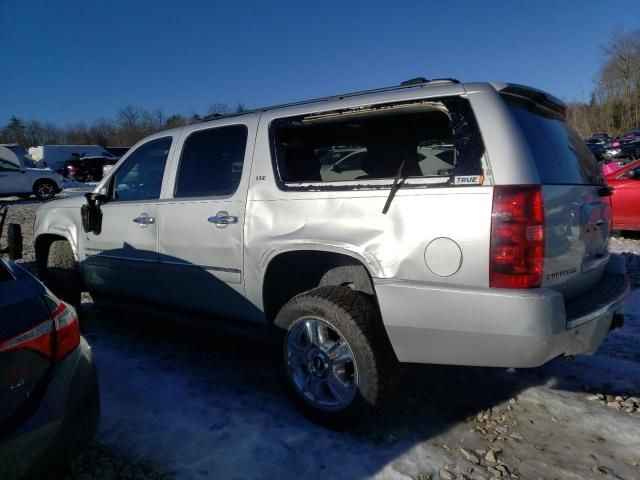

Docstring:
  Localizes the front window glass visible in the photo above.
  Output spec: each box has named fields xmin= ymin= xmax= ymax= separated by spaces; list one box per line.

xmin=112 ymin=137 xmax=172 ymax=201
xmin=0 ymin=159 xmax=20 ymax=171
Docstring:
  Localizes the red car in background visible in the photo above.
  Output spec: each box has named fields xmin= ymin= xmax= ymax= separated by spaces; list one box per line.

xmin=606 ymin=159 xmax=640 ymax=231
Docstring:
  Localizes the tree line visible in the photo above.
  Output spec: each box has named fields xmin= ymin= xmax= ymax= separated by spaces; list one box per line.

xmin=0 ymin=102 xmax=246 ymax=148
xmin=566 ymin=27 xmax=640 ymax=138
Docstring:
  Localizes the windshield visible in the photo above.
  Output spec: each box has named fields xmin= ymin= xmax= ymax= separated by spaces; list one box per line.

xmin=503 ymin=96 xmax=602 ymax=185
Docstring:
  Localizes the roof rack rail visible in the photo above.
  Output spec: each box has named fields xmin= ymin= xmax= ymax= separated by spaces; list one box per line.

xmin=400 ymin=77 xmax=460 ymax=86
xmin=198 ymin=77 xmax=463 ymax=123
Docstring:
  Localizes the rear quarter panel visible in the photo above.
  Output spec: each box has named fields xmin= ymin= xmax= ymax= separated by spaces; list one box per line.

xmin=244 ymin=91 xmax=496 ymax=312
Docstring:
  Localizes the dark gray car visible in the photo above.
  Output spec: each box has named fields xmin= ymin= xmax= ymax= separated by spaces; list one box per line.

xmin=0 ymin=257 xmax=99 ymax=479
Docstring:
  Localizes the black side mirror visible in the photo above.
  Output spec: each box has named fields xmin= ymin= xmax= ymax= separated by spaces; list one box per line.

xmin=81 ymin=192 xmax=107 ymax=234
xmin=331 ymin=164 xmax=343 ymax=173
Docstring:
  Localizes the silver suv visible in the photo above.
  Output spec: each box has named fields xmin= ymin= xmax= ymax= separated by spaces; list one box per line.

xmin=32 ymin=78 xmax=629 ymax=427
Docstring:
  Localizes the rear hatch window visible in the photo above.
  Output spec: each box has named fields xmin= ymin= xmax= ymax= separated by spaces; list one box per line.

xmin=504 ymin=96 xmax=602 ymax=186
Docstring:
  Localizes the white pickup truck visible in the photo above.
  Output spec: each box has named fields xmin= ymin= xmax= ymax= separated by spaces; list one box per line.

xmin=0 ymin=145 xmax=63 ymax=200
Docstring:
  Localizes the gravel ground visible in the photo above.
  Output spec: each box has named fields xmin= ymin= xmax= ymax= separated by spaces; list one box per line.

xmin=2 ymin=195 xmax=640 ymax=480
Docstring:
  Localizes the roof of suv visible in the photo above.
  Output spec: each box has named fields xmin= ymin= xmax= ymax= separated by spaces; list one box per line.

xmin=197 ymin=78 xmax=564 ymax=125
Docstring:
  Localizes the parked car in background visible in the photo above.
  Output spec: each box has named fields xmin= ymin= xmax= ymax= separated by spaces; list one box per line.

xmin=29 ymin=145 xmax=115 ymax=173
xmin=33 ymin=79 xmax=628 ymax=427
xmin=63 ymin=156 xmax=118 ymax=182
xmin=585 ymin=133 xmax=612 ymax=144
xmin=605 ymin=136 xmax=640 ymax=163
xmin=0 ymin=146 xmax=63 ymax=200
xmin=0 ymin=215 xmax=99 ymax=478
xmin=606 ymin=158 xmax=640 ymax=231
xmin=587 ymin=142 xmax=608 ymax=161
xmin=609 ymin=130 xmax=640 ymax=148
xmin=104 ymin=146 xmax=130 ymax=158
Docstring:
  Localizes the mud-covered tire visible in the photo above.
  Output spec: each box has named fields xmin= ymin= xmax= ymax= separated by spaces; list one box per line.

xmin=273 ymin=286 xmax=397 ymax=429
xmin=46 ymin=240 xmax=82 ymax=306
xmin=33 ymin=180 xmax=57 ymax=200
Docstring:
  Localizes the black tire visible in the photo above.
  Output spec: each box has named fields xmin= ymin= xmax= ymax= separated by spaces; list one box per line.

xmin=46 ymin=240 xmax=82 ymax=306
xmin=33 ymin=180 xmax=57 ymax=200
xmin=273 ymin=286 xmax=396 ymax=429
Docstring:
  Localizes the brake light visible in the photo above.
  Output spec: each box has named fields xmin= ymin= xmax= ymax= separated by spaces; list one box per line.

xmin=0 ymin=301 xmax=80 ymax=360
xmin=490 ymin=186 xmax=545 ymax=289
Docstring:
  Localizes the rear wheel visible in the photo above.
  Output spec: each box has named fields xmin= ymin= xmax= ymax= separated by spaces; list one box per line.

xmin=273 ymin=286 xmax=396 ymax=428
xmin=46 ymin=240 xmax=82 ymax=306
xmin=34 ymin=180 xmax=57 ymax=200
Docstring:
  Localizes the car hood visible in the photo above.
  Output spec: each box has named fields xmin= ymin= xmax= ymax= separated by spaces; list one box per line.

xmin=36 ymin=193 xmax=86 ymax=212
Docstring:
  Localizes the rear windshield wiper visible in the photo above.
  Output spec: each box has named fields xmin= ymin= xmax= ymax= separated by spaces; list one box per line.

xmin=382 ymin=159 xmax=406 ymax=214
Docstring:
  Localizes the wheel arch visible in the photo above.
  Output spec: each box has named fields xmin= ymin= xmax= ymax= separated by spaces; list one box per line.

xmin=32 ymin=176 xmax=59 ymax=191
xmin=261 ymin=249 xmax=379 ymax=324
xmin=35 ymin=233 xmax=78 ymax=279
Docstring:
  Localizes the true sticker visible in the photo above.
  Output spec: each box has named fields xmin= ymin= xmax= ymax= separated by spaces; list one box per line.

xmin=454 ymin=175 xmax=483 ymax=185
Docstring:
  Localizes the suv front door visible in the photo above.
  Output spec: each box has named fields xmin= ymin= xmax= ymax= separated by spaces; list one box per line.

xmin=157 ymin=118 xmax=257 ymax=320
xmin=81 ymin=136 xmax=174 ymax=301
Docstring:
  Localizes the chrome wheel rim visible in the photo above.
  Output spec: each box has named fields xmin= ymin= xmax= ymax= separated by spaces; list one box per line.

xmin=285 ymin=317 xmax=358 ymax=411
xmin=37 ymin=183 xmax=55 ymax=199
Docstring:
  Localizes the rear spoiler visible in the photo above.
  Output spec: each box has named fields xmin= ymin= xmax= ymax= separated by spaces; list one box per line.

xmin=491 ymin=82 xmax=566 ymax=118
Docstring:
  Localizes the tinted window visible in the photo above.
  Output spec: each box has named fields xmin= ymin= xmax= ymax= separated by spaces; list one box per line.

xmin=270 ymin=97 xmax=485 ymax=186
xmin=0 ymin=159 xmax=20 ymax=171
xmin=112 ymin=137 xmax=171 ymax=201
xmin=174 ymin=125 xmax=247 ymax=198
xmin=504 ymin=97 xmax=602 ymax=185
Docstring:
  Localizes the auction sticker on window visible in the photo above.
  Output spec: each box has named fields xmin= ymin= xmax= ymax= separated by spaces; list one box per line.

xmin=454 ymin=175 xmax=483 ymax=185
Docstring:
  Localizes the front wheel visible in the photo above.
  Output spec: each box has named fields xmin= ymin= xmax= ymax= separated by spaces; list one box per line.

xmin=34 ymin=180 xmax=57 ymax=200
xmin=273 ymin=286 xmax=396 ymax=428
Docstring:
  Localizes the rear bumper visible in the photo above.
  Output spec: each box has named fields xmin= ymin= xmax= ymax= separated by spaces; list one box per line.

xmin=0 ymin=337 xmax=99 ymax=479
xmin=375 ymin=268 xmax=629 ymax=368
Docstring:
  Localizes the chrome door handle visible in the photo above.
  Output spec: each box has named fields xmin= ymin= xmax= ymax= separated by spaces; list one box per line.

xmin=132 ymin=214 xmax=155 ymax=225
xmin=208 ymin=212 xmax=238 ymax=225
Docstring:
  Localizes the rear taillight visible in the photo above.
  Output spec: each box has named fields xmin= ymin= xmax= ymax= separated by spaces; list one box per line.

xmin=490 ymin=185 xmax=545 ymax=289
xmin=0 ymin=302 xmax=80 ymax=360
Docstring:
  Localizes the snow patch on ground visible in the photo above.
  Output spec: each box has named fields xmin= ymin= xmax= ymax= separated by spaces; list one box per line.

xmin=80 ymin=286 xmax=640 ymax=479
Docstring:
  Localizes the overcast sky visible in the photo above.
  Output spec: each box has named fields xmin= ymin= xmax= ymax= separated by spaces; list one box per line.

xmin=1 ymin=0 xmax=639 ymax=124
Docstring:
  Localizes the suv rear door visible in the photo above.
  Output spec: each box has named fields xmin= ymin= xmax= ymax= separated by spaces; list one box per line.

xmin=156 ymin=116 xmax=258 ymax=320
xmin=502 ymin=91 xmax=610 ymax=300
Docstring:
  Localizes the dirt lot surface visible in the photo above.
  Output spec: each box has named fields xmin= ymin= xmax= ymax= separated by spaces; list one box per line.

xmin=2 ymin=193 xmax=639 ymax=480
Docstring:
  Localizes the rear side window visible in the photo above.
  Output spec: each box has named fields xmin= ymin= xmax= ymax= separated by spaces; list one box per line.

xmin=504 ymin=96 xmax=602 ymax=185
xmin=174 ymin=125 xmax=248 ymax=198
xmin=270 ymin=97 xmax=485 ymax=188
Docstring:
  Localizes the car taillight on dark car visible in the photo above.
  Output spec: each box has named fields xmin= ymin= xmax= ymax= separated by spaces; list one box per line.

xmin=0 ymin=301 xmax=80 ymax=360
xmin=490 ymin=185 xmax=545 ymax=289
